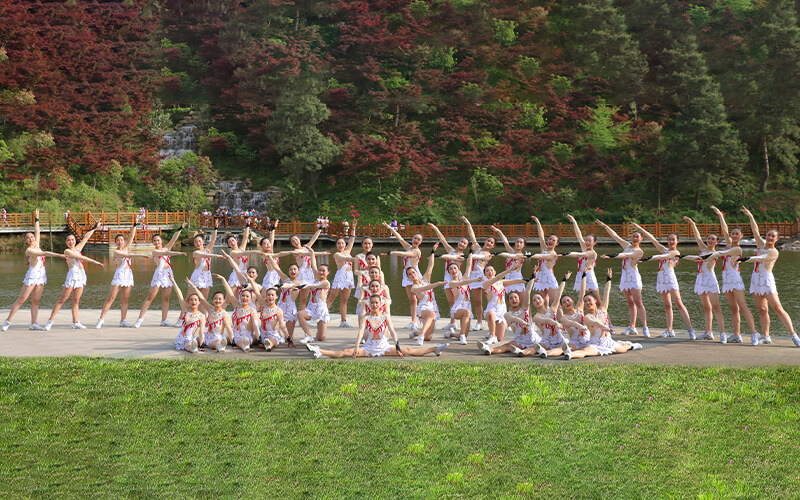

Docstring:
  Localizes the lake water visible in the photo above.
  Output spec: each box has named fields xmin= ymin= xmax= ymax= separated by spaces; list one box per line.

xmin=0 ymin=244 xmax=797 ymax=336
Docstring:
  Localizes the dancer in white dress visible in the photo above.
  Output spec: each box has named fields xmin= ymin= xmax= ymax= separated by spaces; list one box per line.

xmin=171 ymin=282 xmax=206 ymax=354
xmin=682 ymin=216 xmax=726 ymax=341
xmin=2 ymin=209 xmax=66 ymax=331
xmin=480 ymin=262 xmax=525 ymax=345
xmin=188 ymin=219 xmax=222 ymax=306
xmin=355 ymin=265 xmax=391 ymax=318
xmin=268 ymin=260 xmax=303 ymax=345
xmin=437 ymin=254 xmax=483 ymax=345
xmin=327 ymin=221 xmax=358 ymax=328
xmin=407 ymin=244 xmax=449 ymax=344
xmin=428 ymin=223 xmax=470 ymax=333
xmin=287 ymin=228 xmax=323 ymax=310
xmin=482 ymin=275 xmax=548 ymax=357
xmin=631 ymin=224 xmax=694 ymax=339
xmin=530 ymin=271 xmax=572 ymax=359
xmin=560 ymin=214 xmax=600 ymax=301
xmin=529 ymin=215 xmax=561 ymax=308
xmin=461 ymin=216 xmax=496 ymax=331
xmin=257 ymin=220 xmax=285 ymax=289
xmin=225 ymin=223 xmax=265 ymax=303
xmin=95 ymin=224 xmax=151 ymax=328
xmin=306 ymin=295 xmax=448 ymax=359
xmin=214 ymin=273 xmax=259 ymax=352
xmin=249 ymin=284 xmax=290 ymax=352
xmin=491 ymin=225 xmax=527 ymax=294
xmin=355 ymin=278 xmax=392 ymax=322
xmin=384 ymin=221 xmax=424 ymax=331
xmin=557 ymin=271 xmax=594 ymax=352
xmin=297 ymin=247 xmax=332 ymax=344
xmin=186 ymin=278 xmax=232 ymax=352
xmin=567 ymin=271 xmax=642 ymax=359
xmin=738 ymin=207 xmax=800 ymax=346
xmin=44 ymin=224 xmax=103 ymax=330
xmin=596 ymin=219 xmax=648 ymax=336
xmin=134 ymin=223 xmax=187 ymax=328
xmin=707 ymin=206 xmax=757 ymax=344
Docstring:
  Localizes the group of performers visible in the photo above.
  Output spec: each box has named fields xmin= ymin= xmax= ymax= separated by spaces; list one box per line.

xmin=2 ymin=207 xmax=798 ymax=360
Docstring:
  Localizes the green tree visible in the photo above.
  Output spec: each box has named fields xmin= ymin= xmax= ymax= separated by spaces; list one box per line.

xmin=266 ymin=77 xmax=339 ymax=198
xmin=561 ymin=0 xmax=647 ymax=103
xmin=660 ymin=35 xmax=747 ymax=208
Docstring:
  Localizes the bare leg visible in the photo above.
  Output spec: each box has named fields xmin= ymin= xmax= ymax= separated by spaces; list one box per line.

xmin=545 ymin=346 xmax=565 ymax=357
xmin=734 ymin=289 xmax=756 ymax=334
xmin=570 ymin=346 xmax=600 ymax=359
xmin=285 ymin=320 xmax=296 ymax=339
xmin=316 ymin=320 xmax=328 ymax=341
xmin=614 ymin=343 xmax=634 ymax=353
xmin=445 ymin=288 xmax=456 ymax=326
xmin=137 ymin=286 xmax=159 ymax=320
xmin=390 ymin=346 xmax=436 ymax=356
xmin=708 ymin=293 xmax=725 ymax=332
xmin=546 ymin=288 xmax=559 ymax=310
xmin=405 ymin=285 xmax=418 ymax=323
xmin=629 ymin=288 xmax=647 ymax=327
xmin=470 ymin=288 xmax=484 ymax=326
xmin=485 ymin=311 xmax=497 ymax=339
xmin=660 ymin=293 xmax=674 ymax=331
xmin=724 ymin=291 xmax=741 ymax=335
xmin=765 ymin=293 xmax=796 ymax=336
xmin=622 ymin=289 xmax=637 ymax=328
xmin=160 ymin=286 xmax=172 ymax=321
xmin=420 ymin=310 xmax=436 ymax=341
xmin=495 ymin=320 xmax=507 ymax=342
xmin=338 ymin=288 xmax=351 ymax=323
xmin=488 ymin=341 xmax=515 ymax=355
xmin=29 ymin=285 xmax=44 ymax=325
xmin=326 ymin=288 xmax=340 ymax=309
xmin=71 ymin=287 xmax=84 ymax=324
xmin=6 ymin=284 xmax=37 ymax=323
xmin=120 ymin=286 xmax=132 ymax=321
xmin=670 ymin=289 xmax=693 ymax=330
xmin=754 ymin=294 xmax=770 ymax=337
xmin=98 ymin=286 xmax=121 ymax=320
xmin=318 ymin=347 xmax=360 ymax=358
xmin=298 ymin=288 xmax=311 ymax=311
xmin=48 ymin=286 xmax=74 ymax=322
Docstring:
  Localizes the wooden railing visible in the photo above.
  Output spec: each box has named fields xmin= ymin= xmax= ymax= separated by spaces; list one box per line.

xmin=2 ymin=212 xmax=798 ymax=241
xmin=194 ymin=215 xmax=800 ymax=241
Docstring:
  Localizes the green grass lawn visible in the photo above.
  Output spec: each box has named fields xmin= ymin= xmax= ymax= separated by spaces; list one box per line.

xmin=1 ymin=359 xmax=799 ymax=498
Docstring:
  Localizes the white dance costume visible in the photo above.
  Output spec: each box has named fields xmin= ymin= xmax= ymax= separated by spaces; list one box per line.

xmin=401 ymin=254 xmax=422 ymax=287
xmin=415 ymin=283 xmax=440 ymax=320
xmin=190 ymin=254 xmax=213 ymax=289
xmin=573 ymin=256 xmax=598 ymax=292
xmin=562 ymin=310 xmax=591 ymax=350
xmin=278 ymin=285 xmax=298 ymax=322
xmin=111 ymin=255 xmax=134 ymax=287
xmin=533 ymin=255 xmax=558 ymax=291
xmin=362 ymin=316 xmax=393 ymax=357
xmin=504 ymin=256 xmax=525 ymax=293
xmin=205 ymin=311 xmax=227 ymax=346
xmin=150 ymin=255 xmax=174 ymax=288
xmin=720 ymin=253 xmax=745 ymax=293
xmin=538 ymin=310 xmax=567 ymax=350
xmin=618 ymin=245 xmax=642 ymax=291
xmin=587 ymin=310 xmax=618 ymax=356
xmin=295 ymin=252 xmax=315 ymax=285
xmin=450 ymin=284 xmax=471 ymax=316
xmin=443 ymin=250 xmax=464 ymax=289
xmin=259 ymin=306 xmax=284 ymax=345
xmin=331 ymin=259 xmax=355 ymax=289
xmin=23 ymin=248 xmax=47 ymax=286
xmin=655 ymin=250 xmax=679 ymax=293
xmin=694 ymin=253 xmax=720 ymax=295
xmin=175 ymin=312 xmax=203 ymax=350
xmin=483 ymin=282 xmax=507 ymax=321
xmin=227 ymin=254 xmax=249 ymax=287
xmin=262 ymin=255 xmax=281 ymax=289
xmin=508 ymin=308 xmax=541 ymax=349
xmin=467 ymin=254 xmax=488 ymax=290
xmin=749 ymin=247 xmax=778 ymax=296
xmin=232 ymin=306 xmax=256 ymax=343
xmin=63 ymin=253 xmax=87 ymax=289
xmin=304 ymin=287 xmax=331 ymax=324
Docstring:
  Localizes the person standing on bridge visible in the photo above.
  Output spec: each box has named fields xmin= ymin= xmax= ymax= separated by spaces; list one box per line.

xmin=133 ymin=223 xmax=188 ymax=328
xmin=2 ymin=209 xmax=66 ymax=332
xmin=43 ymin=224 xmax=104 ymax=330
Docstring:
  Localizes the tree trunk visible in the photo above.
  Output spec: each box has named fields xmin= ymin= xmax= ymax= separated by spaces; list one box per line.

xmin=394 ymin=104 xmax=400 ymax=127
xmin=295 ymin=9 xmax=300 ymax=32
xmin=761 ymin=136 xmax=769 ymax=193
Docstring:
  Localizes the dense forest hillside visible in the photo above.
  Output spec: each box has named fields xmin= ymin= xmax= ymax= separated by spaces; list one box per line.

xmin=2 ymin=0 xmax=800 ymax=223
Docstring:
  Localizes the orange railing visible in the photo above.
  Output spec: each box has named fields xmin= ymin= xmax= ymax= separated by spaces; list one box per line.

xmin=194 ymin=215 xmax=800 ymax=241
xmin=2 ymin=212 xmax=797 ymax=241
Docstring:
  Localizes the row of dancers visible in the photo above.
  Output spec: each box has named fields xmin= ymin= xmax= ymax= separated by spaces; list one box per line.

xmin=2 ymin=207 xmax=798 ymax=358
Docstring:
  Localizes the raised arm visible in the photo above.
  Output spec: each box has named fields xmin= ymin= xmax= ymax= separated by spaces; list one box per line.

xmin=207 ymin=220 xmax=219 ymax=253
xmin=169 ymin=274 xmax=188 ymax=313
xmin=308 ymin=247 xmax=322 ymax=281
xmin=741 ymin=207 xmax=764 ymax=248
xmin=482 ymin=261 xmax=521 ymax=289
xmin=265 ymin=256 xmax=289 ymax=281
xmin=710 ymin=206 xmax=730 ymax=245
xmin=33 ymin=208 xmax=41 ymax=247
xmin=345 ymin=224 xmax=357 ymax=254
xmin=427 ymin=223 xmax=454 ymax=253
xmin=566 ymin=214 xmax=586 ymax=251
xmin=382 ymin=222 xmax=410 ymax=250
xmin=739 ymin=248 xmax=778 ymax=263
xmin=522 ymin=272 xmax=537 ymax=309
xmin=601 ymin=268 xmax=612 ymax=311
xmin=244 ymin=274 xmax=267 ymax=308
xmin=212 ymin=273 xmax=240 ymax=307
xmin=77 ymin=223 xmax=99 ymax=251
xmin=410 ymin=281 xmax=445 ymax=294
xmin=530 ymin=215 xmax=546 ymax=252
xmin=683 ymin=216 xmax=706 ymax=250
xmin=630 ymin=223 xmax=665 ymax=252
xmin=530 ymin=251 xmax=558 ymax=261
xmin=240 ymin=224 xmax=251 ymax=252
xmin=65 ymin=249 xmax=104 ymax=267
xmin=594 ymin=219 xmax=628 ymax=248
xmin=165 ymin=222 xmax=187 ymax=250
xmin=548 ymin=272 xmax=572 ymax=312
xmin=185 ymin=278 xmax=212 ymax=311
xmin=152 ymin=249 xmax=187 ymax=258
xmin=460 ymin=216 xmax=481 ymax=251
xmin=269 ymin=220 xmax=277 ymax=249
xmin=422 ymin=243 xmax=439 ymax=282
xmin=126 ymin=224 xmax=137 ymax=249
xmin=491 ymin=225 xmax=513 ymax=253
xmin=305 ymin=228 xmax=322 ymax=248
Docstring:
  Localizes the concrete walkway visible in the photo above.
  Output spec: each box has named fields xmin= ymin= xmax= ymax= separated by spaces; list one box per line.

xmin=1 ymin=308 xmax=798 ymax=366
